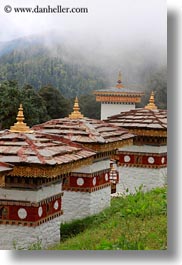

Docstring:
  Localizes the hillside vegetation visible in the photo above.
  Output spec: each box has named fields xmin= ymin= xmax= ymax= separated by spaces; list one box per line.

xmin=0 ymin=43 xmax=107 ymax=98
xmin=46 ymin=186 xmax=167 ymax=250
xmin=0 ymin=35 xmax=167 ymax=128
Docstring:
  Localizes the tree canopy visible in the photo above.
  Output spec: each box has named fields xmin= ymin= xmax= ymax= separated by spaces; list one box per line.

xmin=0 ymin=44 xmax=107 ymax=98
xmin=0 ymin=81 xmax=49 ymax=129
xmin=0 ymin=80 xmax=101 ymax=130
xmin=78 ymin=94 xmax=100 ymax=119
xmin=137 ymin=67 xmax=167 ymax=109
xmin=38 ymin=84 xmax=71 ymax=119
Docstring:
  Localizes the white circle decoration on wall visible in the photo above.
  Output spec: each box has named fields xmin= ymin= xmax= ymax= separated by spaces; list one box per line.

xmin=54 ymin=200 xmax=59 ymax=210
xmin=93 ymin=177 xmax=96 ymax=186
xmin=148 ymin=156 xmax=155 ymax=164
xmin=161 ymin=157 xmax=165 ymax=164
xmin=38 ymin=206 xmax=43 ymax=217
xmin=124 ymin=155 xmax=131 ymax=162
xmin=77 ymin=177 xmax=84 ymax=186
xmin=105 ymin=173 xmax=109 ymax=181
xmin=18 ymin=208 xmax=27 ymax=219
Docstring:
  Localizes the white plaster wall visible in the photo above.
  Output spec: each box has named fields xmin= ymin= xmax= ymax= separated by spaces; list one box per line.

xmin=119 ymin=145 xmax=167 ymax=154
xmin=73 ymin=159 xmax=110 ymax=174
xmin=0 ymin=182 xmax=62 ymax=202
xmin=61 ymin=186 xmax=111 ymax=223
xmin=117 ymin=166 xmax=167 ymax=194
xmin=101 ymin=103 xmax=135 ymax=120
xmin=0 ymin=215 xmax=62 ymax=250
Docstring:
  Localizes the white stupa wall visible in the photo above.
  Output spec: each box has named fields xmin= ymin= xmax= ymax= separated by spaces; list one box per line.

xmin=61 ymin=186 xmax=111 ymax=223
xmin=101 ymin=103 xmax=135 ymax=120
xmin=0 ymin=182 xmax=62 ymax=202
xmin=0 ymin=215 xmax=62 ymax=250
xmin=118 ymin=145 xmax=167 ymax=153
xmin=117 ymin=167 xmax=167 ymax=194
xmin=73 ymin=159 xmax=110 ymax=173
xmin=0 ymin=182 xmax=63 ymax=250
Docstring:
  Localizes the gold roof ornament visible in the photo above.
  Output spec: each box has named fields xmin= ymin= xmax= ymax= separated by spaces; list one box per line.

xmin=145 ymin=91 xmax=158 ymax=110
xmin=10 ymin=104 xmax=34 ymax=133
xmin=116 ymin=71 xmax=124 ymax=88
xmin=68 ymin=97 xmax=84 ymax=119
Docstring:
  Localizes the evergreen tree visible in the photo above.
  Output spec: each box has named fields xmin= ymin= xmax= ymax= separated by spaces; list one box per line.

xmin=21 ymin=84 xmax=50 ymax=126
xmin=0 ymin=81 xmax=49 ymax=129
xmin=78 ymin=94 xmax=101 ymax=119
xmin=38 ymin=85 xmax=71 ymax=119
xmin=0 ymin=80 xmax=21 ymax=129
xmin=137 ymin=67 xmax=167 ymax=109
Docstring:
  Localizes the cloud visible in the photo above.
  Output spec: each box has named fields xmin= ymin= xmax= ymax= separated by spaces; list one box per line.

xmin=0 ymin=0 xmax=166 ymax=86
xmin=0 ymin=0 xmax=166 ymax=46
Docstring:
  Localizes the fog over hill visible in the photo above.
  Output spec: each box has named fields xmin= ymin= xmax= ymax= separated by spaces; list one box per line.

xmin=0 ymin=29 xmax=166 ymax=91
xmin=0 ymin=0 xmax=166 ymax=95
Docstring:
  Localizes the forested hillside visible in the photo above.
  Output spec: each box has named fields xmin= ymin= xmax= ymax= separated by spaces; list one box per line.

xmin=0 ymin=41 xmax=107 ymax=98
xmin=0 ymin=34 xmax=167 ymax=129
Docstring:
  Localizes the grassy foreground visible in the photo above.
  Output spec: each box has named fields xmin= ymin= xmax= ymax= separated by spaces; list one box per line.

xmin=49 ymin=186 xmax=167 ymax=250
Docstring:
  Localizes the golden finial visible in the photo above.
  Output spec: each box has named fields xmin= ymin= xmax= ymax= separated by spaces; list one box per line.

xmin=145 ymin=91 xmax=158 ymax=110
xmin=68 ymin=97 xmax=84 ymax=119
xmin=10 ymin=104 xmax=33 ymax=133
xmin=116 ymin=71 xmax=124 ymax=88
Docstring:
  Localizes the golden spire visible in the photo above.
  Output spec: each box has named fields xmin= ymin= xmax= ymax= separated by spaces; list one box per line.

xmin=116 ymin=71 xmax=124 ymax=88
xmin=145 ymin=91 xmax=158 ymax=110
xmin=10 ymin=104 xmax=33 ymax=133
xmin=68 ymin=97 xmax=84 ymax=119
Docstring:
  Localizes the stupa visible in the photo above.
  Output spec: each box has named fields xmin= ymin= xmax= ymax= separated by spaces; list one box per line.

xmin=33 ymin=98 xmax=134 ymax=222
xmin=105 ymin=91 xmax=167 ymax=193
xmin=93 ymin=72 xmax=144 ymax=119
xmin=0 ymin=104 xmax=95 ymax=249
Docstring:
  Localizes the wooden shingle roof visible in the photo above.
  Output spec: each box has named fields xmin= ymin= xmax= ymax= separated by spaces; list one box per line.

xmin=0 ymin=161 xmax=13 ymax=175
xmin=105 ymin=108 xmax=167 ymax=132
xmin=33 ymin=117 xmax=134 ymax=146
xmin=0 ymin=130 xmax=95 ymax=166
xmin=0 ymin=130 xmax=96 ymax=178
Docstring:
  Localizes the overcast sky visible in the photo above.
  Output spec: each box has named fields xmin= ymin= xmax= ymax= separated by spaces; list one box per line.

xmin=0 ymin=0 xmax=166 ymax=48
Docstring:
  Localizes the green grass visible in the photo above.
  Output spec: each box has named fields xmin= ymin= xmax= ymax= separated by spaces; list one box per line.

xmin=48 ymin=186 xmax=167 ymax=250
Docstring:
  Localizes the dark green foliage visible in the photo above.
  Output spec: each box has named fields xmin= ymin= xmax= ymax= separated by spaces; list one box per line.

xmin=0 ymin=81 xmax=102 ymax=129
xmin=0 ymin=44 xmax=107 ymax=98
xmin=21 ymin=84 xmax=50 ymax=127
xmin=79 ymin=94 xmax=101 ymax=119
xmin=0 ymin=41 xmax=167 ymax=114
xmin=137 ymin=67 xmax=167 ymax=109
xmin=38 ymin=84 xmax=71 ymax=119
xmin=61 ymin=217 xmax=93 ymax=241
xmin=0 ymin=80 xmax=21 ymax=129
xmin=0 ymin=80 xmax=49 ymax=129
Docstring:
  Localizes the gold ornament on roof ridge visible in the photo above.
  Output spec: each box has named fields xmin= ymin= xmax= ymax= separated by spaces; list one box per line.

xmin=144 ymin=91 xmax=158 ymax=110
xmin=10 ymin=104 xmax=34 ymax=133
xmin=68 ymin=97 xmax=84 ymax=119
xmin=116 ymin=71 xmax=124 ymax=88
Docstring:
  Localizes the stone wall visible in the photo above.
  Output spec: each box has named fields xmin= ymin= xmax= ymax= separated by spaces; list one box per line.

xmin=0 ymin=215 xmax=62 ymax=250
xmin=61 ymin=186 xmax=111 ymax=223
xmin=117 ymin=166 xmax=167 ymax=194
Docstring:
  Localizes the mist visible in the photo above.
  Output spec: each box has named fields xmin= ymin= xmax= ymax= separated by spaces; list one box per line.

xmin=0 ymin=0 xmax=167 ymax=88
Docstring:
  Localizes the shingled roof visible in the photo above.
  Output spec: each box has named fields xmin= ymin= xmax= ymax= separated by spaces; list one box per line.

xmin=105 ymin=91 xmax=167 ymax=137
xmin=105 ymin=108 xmax=167 ymax=130
xmin=0 ymin=130 xmax=95 ymax=166
xmin=33 ymin=98 xmax=134 ymax=151
xmin=0 ymin=105 xmax=95 ymax=177
xmin=33 ymin=118 xmax=133 ymax=144
xmin=0 ymin=161 xmax=13 ymax=175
